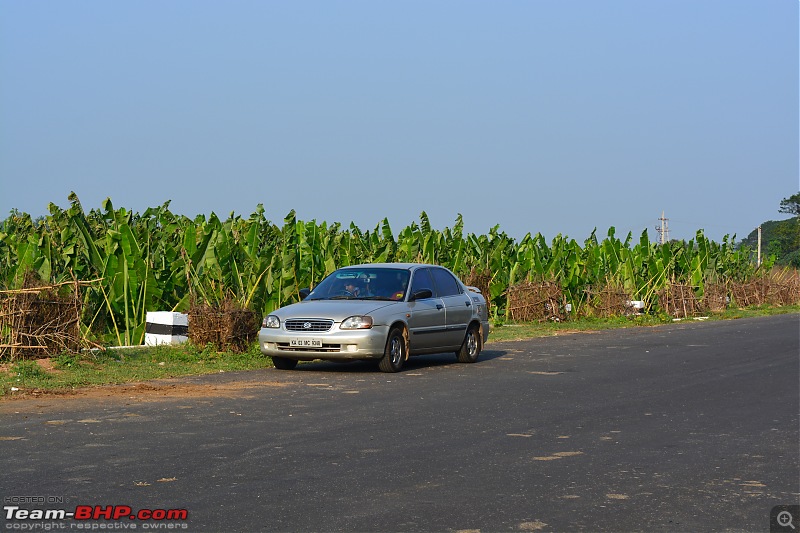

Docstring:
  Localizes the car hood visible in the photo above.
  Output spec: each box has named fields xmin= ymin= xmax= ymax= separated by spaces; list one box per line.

xmin=270 ymin=299 xmax=400 ymax=322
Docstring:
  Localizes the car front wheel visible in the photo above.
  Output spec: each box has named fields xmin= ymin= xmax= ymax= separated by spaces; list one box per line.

xmin=379 ymin=328 xmax=406 ymax=373
xmin=456 ymin=325 xmax=481 ymax=363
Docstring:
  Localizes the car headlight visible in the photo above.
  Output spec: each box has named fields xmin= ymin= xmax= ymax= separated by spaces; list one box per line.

xmin=262 ymin=315 xmax=280 ymax=328
xmin=340 ymin=315 xmax=373 ymax=329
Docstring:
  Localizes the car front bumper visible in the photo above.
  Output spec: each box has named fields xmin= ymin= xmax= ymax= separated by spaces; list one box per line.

xmin=258 ymin=325 xmax=390 ymax=360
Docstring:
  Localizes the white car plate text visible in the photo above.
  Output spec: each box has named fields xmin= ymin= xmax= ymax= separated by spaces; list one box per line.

xmin=289 ymin=338 xmax=323 ymax=348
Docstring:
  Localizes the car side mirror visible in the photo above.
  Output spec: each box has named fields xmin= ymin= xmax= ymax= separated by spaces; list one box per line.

xmin=299 ymin=288 xmax=311 ymax=300
xmin=410 ymin=289 xmax=433 ymax=301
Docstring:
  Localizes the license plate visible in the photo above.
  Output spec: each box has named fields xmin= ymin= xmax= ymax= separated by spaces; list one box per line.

xmin=289 ymin=338 xmax=322 ymax=348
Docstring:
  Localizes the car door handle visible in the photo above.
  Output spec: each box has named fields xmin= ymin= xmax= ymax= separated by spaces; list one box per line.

xmin=436 ymin=304 xmax=443 ymax=310
xmin=465 ymin=300 xmax=471 ymax=306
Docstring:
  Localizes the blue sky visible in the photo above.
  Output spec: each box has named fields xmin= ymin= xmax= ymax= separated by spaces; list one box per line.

xmin=1 ymin=0 xmax=797 ymax=243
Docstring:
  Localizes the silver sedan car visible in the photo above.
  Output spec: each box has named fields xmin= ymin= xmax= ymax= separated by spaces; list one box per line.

xmin=259 ymin=263 xmax=490 ymax=372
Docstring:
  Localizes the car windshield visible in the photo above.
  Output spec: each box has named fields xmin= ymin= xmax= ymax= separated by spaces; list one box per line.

xmin=305 ymin=268 xmax=411 ymax=301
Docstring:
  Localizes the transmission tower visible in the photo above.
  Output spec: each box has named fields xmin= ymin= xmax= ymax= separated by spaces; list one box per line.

xmin=656 ymin=211 xmax=670 ymax=244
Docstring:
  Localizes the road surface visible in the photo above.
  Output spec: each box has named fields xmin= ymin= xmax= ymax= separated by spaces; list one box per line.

xmin=2 ymin=314 xmax=798 ymax=531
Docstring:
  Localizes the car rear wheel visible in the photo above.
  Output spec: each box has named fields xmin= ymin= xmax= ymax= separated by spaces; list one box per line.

xmin=379 ymin=328 xmax=406 ymax=373
xmin=271 ymin=356 xmax=298 ymax=370
xmin=456 ymin=325 xmax=481 ymax=363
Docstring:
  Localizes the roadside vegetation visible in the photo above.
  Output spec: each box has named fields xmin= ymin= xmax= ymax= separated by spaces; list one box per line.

xmin=2 ymin=193 xmax=792 ymax=343
xmin=1 ymin=341 xmax=269 ymax=397
xmin=2 ymin=305 xmax=796 ymax=398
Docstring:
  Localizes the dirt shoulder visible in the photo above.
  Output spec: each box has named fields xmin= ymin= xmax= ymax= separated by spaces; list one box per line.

xmin=0 ymin=368 xmax=291 ymax=407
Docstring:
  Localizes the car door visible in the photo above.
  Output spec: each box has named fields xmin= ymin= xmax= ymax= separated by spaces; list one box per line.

xmin=405 ymin=268 xmax=448 ymax=352
xmin=430 ymin=267 xmax=473 ymax=348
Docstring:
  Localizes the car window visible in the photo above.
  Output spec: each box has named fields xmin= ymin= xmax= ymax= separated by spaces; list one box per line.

xmin=306 ymin=268 xmax=410 ymax=300
xmin=371 ymin=270 xmax=410 ymax=300
xmin=430 ymin=268 xmax=462 ymax=297
xmin=409 ymin=268 xmax=436 ymax=298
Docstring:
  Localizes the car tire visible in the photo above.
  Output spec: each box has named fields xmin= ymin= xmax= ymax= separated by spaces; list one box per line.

xmin=379 ymin=328 xmax=406 ymax=373
xmin=456 ymin=325 xmax=481 ymax=363
xmin=271 ymin=356 xmax=298 ymax=370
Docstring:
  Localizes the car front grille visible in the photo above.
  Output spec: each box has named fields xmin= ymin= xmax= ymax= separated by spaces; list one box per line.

xmin=284 ymin=319 xmax=334 ymax=332
xmin=276 ymin=343 xmax=341 ymax=352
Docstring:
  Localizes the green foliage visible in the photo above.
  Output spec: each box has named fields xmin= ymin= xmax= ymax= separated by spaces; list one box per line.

xmin=738 ymin=192 xmax=800 ymax=267
xmin=0 ymin=194 xmax=763 ymax=345
xmin=11 ymin=360 xmax=50 ymax=382
xmin=53 ymin=353 xmax=81 ymax=369
xmin=739 ymin=219 xmax=800 ymax=267
xmin=779 ymin=192 xmax=800 ymax=216
xmin=1 ymin=343 xmax=272 ymax=395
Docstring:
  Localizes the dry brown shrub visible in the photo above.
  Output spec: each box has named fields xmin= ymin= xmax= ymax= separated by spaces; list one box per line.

xmin=766 ymin=269 xmax=800 ymax=306
xmin=730 ymin=278 xmax=767 ymax=307
xmin=586 ymin=281 xmax=635 ymax=318
xmin=188 ymin=298 xmax=259 ymax=353
xmin=657 ymin=282 xmax=701 ymax=318
xmin=701 ymin=282 xmax=729 ymax=312
xmin=732 ymin=269 xmax=800 ymax=308
xmin=0 ymin=273 xmax=84 ymax=360
xmin=506 ymin=281 xmax=565 ymax=322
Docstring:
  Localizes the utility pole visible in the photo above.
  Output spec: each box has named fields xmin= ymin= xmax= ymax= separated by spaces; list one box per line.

xmin=656 ymin=211 xmax=670 ymax=244
xmin=757 ymin=225 xmax=762 ymax=267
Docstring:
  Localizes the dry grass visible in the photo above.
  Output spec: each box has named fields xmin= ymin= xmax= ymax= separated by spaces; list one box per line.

xmin=731 ymin=268 xmax=800 ymax=308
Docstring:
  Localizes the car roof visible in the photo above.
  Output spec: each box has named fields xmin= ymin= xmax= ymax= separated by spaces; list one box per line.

xmin=340 ymin=263 xmax=441 ymax=271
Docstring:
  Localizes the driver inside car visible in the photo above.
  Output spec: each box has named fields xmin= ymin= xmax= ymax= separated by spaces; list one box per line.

xmin=343 ymin=279 xmax=362 ymax=297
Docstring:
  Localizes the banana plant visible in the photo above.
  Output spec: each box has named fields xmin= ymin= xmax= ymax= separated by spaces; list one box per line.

xmin=0 ymin=195 xmax=776 ymax=347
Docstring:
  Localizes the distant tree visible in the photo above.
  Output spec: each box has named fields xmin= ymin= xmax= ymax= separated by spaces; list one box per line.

xmin=774 ymin=192 xmax=800 ymax=266
xmin=779 ymin=192 xmax=800 ymax=217
xmin=738 ymin=192 xmax=800 ymax=267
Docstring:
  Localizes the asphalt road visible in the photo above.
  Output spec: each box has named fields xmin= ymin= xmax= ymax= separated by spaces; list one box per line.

xmin=2 ymin=314 xmax=799 ymax=532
